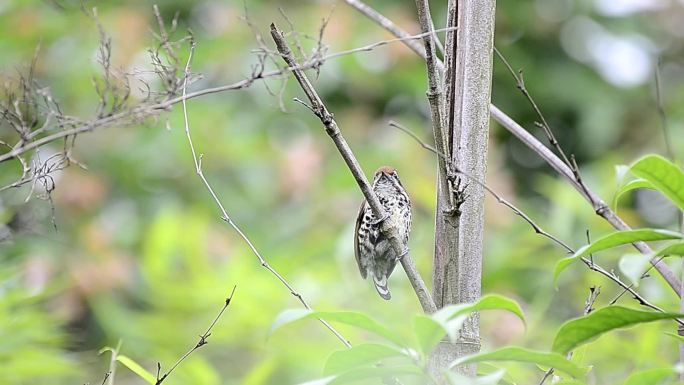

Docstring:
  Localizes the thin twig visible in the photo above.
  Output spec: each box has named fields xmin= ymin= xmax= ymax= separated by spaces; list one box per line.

xmin=493 ymin=47 xmax=594 ymax=206
xmin=99 ymin=372 xmax=111 ymax=385
xmin=343 ymin=0 xmax=680 ymax=295
xmin=390 ymin=120 xmax=573 ymax=253
xmin=179 ymin=42 xmax=351 ymax=347
xmin=270 ymin=23 xmax=437 ymax=314
xmin=391 ymin=120 xmax=676 ymax=319
xmin=493 ymin=48 xmax=570 ymax=168
xmin=155 ymin=286 xmax=237 ymax=385
xmin=539 ymin=287 xmax=600 ymax=385
xmin=654 ymin=58 xmax=674 ymax=161
xmin=343 ymin=0 xmax=429 ymax=64
xmin=490 ymin=105 xmax=682 ymax=295
xmin=414 ymin=0 xmax=455 ymax=221
xmin=0 ymin=29 xmax=454 ymax=167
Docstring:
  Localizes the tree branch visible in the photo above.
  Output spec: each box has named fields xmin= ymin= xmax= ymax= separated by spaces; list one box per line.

xmin=180 ymin=42 xmax=351 ymax=347
xmin=0 ymin=29 xmax=453 ymax=167
xmin=270 ymin=23 xmax=437 ymax=314
xmin=392 ymin=119 xmax=675 ymax=318
xmin=490 ymin=105 xmax=682 ymax=295
xmin=155 ymin=286 xmax=237 ymax=385
xmin=342 ymin=0 xmax=681 ymax=296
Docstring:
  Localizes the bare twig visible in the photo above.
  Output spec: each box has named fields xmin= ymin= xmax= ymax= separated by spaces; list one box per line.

xmin=99 ymin=372 xmax=111 ymax=385
xmin=654 ymin=59 xmax=674 ymax=161
xmin=414 ymin=0 xmax=454 ymax=219
xmin=343 ymin=0 xmax=429 ymax=63
xmin=494 ymin=47 xmax=595 ymax=205
xmin=391 ymin=120 xmax=674 ymax=318
xmin=155 ymin=286 xmax=237 ymax=385
xmin=343 ymin=0 xmax=681 ymax=296
xmin=0 ymin=28 xmax=454 ymax=168
xmin=270 ymin=23 xmax=437 ymax=314
xmin=493 ymin=47 xmax=572 ymax=169
xmin=539 ymin=287 xmax=600 ymax=385
xmin=390 ymin=121 xmax=573 ymax=253
xmin=179 ymin=42 xmax=351 ymax=347
xmin=490 ymin=105 xmax=682 ymax=295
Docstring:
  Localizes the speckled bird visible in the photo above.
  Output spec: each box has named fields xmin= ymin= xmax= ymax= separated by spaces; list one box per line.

xmin=354 ymin=166 xmax=411 ymax=300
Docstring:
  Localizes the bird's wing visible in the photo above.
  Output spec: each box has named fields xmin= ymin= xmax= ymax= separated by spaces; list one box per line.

xmin=354 ymin=200 xmax=368 ymax=279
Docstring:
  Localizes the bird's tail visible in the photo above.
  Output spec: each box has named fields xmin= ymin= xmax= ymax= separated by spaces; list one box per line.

xmin=373 ymin=274 xmax=391 ymax=300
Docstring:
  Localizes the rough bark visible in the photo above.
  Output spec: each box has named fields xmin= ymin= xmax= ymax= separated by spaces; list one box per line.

xmin=431 ymin=0 xmax=497 ymax=377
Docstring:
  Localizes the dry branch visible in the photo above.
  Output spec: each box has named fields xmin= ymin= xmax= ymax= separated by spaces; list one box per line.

xmin=490 ymin=105 xmax=681 ymax=294
xmin=180 ymin=42 xmax=351 ymax=347
xmin=342 ymin=0 xmax=682 ymax=296
xmin=270 ymin=23 xmax=437 ymax=314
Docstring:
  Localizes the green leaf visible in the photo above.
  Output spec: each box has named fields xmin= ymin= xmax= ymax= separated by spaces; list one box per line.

xmin=664 ymin=332 xmax=684 ymax=343
xmin=321 ymin=365 xmax=423 ymax=384
xmin=323 ymin=343 xmax=408 ymax=375
xmin=270 ymin=309 xmax=405 ymax=346
xmin=413 ymin=315 xmax=447 ymax=355
xmin=269 ymin=309 xmax=314 ymax=337
xmin=613 ymin=179 xmax=655 ymax=209
xmin=116 ymin=355 xmax=156 ymax=384
xmin=449 ymin=347 xmax=588 ymax=378
xmin=297 ymin=376 xmax=337 ymax=385
xmin=630 ymin=154 xmax=684 ymax=211
xmin=552 ymin=306 xmax=684 ymax=355
xmin=433 ymin=294 xmax=526 ymax=327
xmin=413 ymin=294 xmax=526 ymax=354
xmin=623 ymin=368 xmax=674 ymax=385
xmin=654 ymin=242 xmax=684 ymax=257
xmin=478 ymin=364 xmax=518 ymax=385
xmin=553 ymin=229 xmax=682 ymax=284
xmin=618 ymin=253 xmax=653 ymax=287
xmin=445 ymin=369 xmax=506 ymax=385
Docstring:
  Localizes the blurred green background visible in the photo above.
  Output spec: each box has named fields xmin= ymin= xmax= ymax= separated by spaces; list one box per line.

xmin=1 ymin=0 xmax=683 ymax=384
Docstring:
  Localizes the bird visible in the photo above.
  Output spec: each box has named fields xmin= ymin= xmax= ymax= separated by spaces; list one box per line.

xmin=354 ymin=166 xmax=411 ymax=300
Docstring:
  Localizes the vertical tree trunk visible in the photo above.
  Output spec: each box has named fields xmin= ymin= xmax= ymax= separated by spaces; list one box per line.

xmin=430 ymin=0 xmax=497 ymax=377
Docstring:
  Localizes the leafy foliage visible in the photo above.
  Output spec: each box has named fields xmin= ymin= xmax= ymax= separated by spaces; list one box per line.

xmin=552 ymin=306 xmax=684 ymax=355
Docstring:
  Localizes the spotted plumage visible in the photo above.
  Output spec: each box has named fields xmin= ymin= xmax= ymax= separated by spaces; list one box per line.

xmin=354 ymin=166 xmax=411 ymax=300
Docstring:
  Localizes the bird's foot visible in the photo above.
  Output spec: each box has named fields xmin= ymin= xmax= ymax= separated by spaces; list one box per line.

xmin=372 ymin=213 xmax=389 ymax=226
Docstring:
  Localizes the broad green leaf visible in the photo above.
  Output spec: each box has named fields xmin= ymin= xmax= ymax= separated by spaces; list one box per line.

xmin=445 ymin=369 xmax=506 ymax=385
xmin=432 ymin=294 xmax=526 ymax=326
xmin=654 ymin=242 xmax=684 ymax=257
xmin=116 ymin=355 xmax=156 ymax=384
xmin=618 ymin=253 xmax=653 ymax=287
xmin=552 ymin=306 xmax=684 ymax=355
xmin=297 ymin=375 xmax=337 ymax=385
xmin=623 ymin=368 xmax=674 ymax=385
xmin=414 ymin=295 xmax=526 ymax=354
xmin=553 ymin=229 xmax=682 ymax=283
xmin=615 ymin=164 xmax=631 ymax=184
xmin=664 ymin=332 xmax=684 ymax=343
xmin=630 ymin=154 xmax=684 ymax=211
xmin=449 ymin=347 xmax=588 ymax=378
xmin=327 ymin=365 xmax=423 ymax=384
xmin=479 ymin=364 xmax=518 ymax=385
xmin=554 ymin=381 xmax=587 ymax=385
xmin=613 ymin=179 xmax=655 ymax=209
xmin=269 ymin=309 xmax=313 ymax=337
xmin=270 ymin=309 xmax=405 ymax=346
xmin=323 ymin=343 xmax=408 ymax=375
xmin=413 ymin=315 xmax=447 ymax=354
